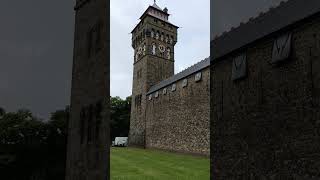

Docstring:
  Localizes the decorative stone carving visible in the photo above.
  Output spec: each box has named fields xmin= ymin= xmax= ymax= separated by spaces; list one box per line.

xmin=182 ymin=79 xmax=188 ymax=88
xmin=169 ymin=38 xmax=173 ymax=44
xmin=151 ymin=31 xmax=154 ymax=38
xmin=160 ymin=34 xmax=164 ymax=41
xmin=195 ymin=72 xmax=202 ymax=82
xmin=163 ymin=88 xmax=167 ymax=95
xmin=156 ymin=32 xmax=159 ymax=40
xmin=171 ymin=83 xmax=176 ymax=91
xmin=159 ymin=45 xmax=165 ymax=53
xmin=272 ymin=32 xmax=292 ymax=63
xmin=155 ymin=91 xmax=159 ymax=98
xmin=232 ymin=53 xmax=247 ymax=81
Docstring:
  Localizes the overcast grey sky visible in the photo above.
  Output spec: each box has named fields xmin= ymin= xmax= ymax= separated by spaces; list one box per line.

xmin=212 ymin=0 xmax=287 ymax=39
xmin=0 ymin=0 xmax=74 ymax=120
xmin=111 ymin=0 xmax=210 ymax=99
xmin=0 ymin=0 xmax=286 ymax=119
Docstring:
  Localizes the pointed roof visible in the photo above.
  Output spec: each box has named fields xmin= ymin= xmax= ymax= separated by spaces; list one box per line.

xmin=131 ymin=1 xmax=178 ymax=33
xmin=138 ymin=1 xmax=169 ymax=21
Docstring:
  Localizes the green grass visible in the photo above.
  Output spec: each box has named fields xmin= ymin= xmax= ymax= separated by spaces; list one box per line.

xmin=111 ymin=147 xmax=209 ymax=180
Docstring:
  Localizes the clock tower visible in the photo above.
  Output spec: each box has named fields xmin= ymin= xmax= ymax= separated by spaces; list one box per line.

xmin=129 ymin=1 xmax=178 ymax=146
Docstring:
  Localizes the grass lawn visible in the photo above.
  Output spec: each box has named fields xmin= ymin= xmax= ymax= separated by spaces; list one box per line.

xmin=111 ymin=147 xmax=209 ymax=180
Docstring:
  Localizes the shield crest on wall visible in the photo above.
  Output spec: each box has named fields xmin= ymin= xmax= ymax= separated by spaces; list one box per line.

xmin=232 ymin=53 xmax=247 ymax=81
xmin=272 ymin=32 xmax=292 ymax=63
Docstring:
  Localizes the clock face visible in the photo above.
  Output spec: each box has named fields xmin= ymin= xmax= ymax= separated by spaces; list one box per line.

xmin=159 ymin=44 xmax=165 ymax=53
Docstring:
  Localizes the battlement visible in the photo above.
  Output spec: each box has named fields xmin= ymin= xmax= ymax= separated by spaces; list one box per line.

xmin=211 ymin=0 xmax=320 ymax=61
xmin=147 ymin=57 xmax=210 ymax=95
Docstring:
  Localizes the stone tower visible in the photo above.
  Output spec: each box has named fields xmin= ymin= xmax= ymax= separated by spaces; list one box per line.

xmin=66 ymin=0 xmax=109 ymax=179
xmin=129 ymin=1 xmax=178 ymax=146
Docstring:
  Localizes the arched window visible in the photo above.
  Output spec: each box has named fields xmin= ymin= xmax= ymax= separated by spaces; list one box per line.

xmin=152 ymin=42 xmax=156 ymax=55
xmin=143 ymin=43 xmax=146 ymax=55
xmin=165 ymin=35 xmax=169 ymax=43
xmin=166 ymin=47 xmax=171 ymax=60
xmin=170 ymin=35 xmax=174 ymax=44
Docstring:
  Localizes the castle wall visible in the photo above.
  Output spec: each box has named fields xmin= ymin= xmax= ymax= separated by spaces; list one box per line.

xmin=211 ymin=14 xmax=320 ymax=179
xmin=146 ymin=67 xmax=210 ymax=155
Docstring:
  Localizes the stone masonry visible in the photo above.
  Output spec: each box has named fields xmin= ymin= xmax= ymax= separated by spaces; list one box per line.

xmin=65 ymin=0 xmax=109 ymax=179
xmin=211 ymin=0 xmax=320 ymax=178
xmin=129 ymin=2 xmax=177 ymax=147
xmin=146 ymin=66 xmax=210 ymax=155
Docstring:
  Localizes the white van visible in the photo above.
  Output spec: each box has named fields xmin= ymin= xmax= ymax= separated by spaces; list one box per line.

xmin=114 ymin=137 xmax=128 ymax=147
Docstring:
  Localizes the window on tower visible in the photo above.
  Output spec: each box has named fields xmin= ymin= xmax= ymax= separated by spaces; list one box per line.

xmin=87 ymin=21 xmax=103 ymax=58
xmin=80 ymin=108 xmax=86 ymax=144
xmin=135 ymin=94 xmax=142 ymax=108
xmin=87 ymin=29 xmax=93 ymax=58
xmin=87 ymin=104 xmax=93 ymax=143
xmin=165 ymin=35 xmax=169 ymax=43
xmin=137 ymin=69 xmax=142 ymax=79
xmin=94 ymin=101 xmax=102 ymax=142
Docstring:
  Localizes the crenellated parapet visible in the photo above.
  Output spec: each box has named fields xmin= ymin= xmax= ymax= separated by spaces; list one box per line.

xmin=147 ymin=57 xmax=210 ymax=97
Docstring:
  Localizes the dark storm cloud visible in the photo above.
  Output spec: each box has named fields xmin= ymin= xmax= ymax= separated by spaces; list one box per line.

xmin=211 ymin=0 xmax=286 ymax=40
xmin=0 ymin=0 xmax=75 ymax=120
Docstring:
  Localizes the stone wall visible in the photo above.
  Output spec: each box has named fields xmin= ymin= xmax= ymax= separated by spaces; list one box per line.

xmin=211 ymin=14 xmax=320 ymax=179
xmin=146 ymin=67 xmax=210 ymax=155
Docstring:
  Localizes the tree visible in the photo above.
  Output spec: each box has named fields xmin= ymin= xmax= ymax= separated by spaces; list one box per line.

xmin=110 ymin=96 xmax=131 ymax=141
xmin=0 ymin=107 xmax=5 ymax=117
xmin=49 ymin=106 xmax=69 ymax=135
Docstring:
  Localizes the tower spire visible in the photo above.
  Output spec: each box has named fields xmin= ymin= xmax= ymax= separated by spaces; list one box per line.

xmin=151 ymin=0 xmax=162 ymax=11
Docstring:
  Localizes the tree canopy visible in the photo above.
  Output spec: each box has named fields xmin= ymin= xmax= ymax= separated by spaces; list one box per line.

xmin=0 ymin=106 xmax=69 ymax=180
xmin=110 ymin=96 xmax=131 ymax=141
